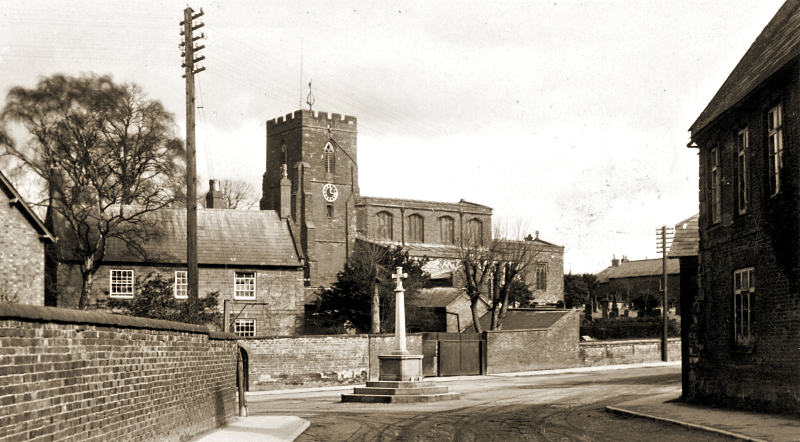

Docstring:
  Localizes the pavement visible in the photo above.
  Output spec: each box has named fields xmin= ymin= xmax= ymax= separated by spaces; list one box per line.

xmin=192 ymin=361 xmax=800 ymax=441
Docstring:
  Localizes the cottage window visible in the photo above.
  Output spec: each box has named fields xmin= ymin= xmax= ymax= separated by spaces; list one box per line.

xmin=733 ymin=267 xmax=755 ymax=347
xmin=467 ymin=218 xmax=483 ymax=246
xmin=535 ymin=263 xmax=547 ymax=291
xmin=439 ymin=216 xmax=455 ymax=245
xmin=736 ymin=128 xmax=749 ymax=214
xmin=710 ymin=146 xmax=721 ymax=224
xmin=376 ymin=211 xmax=393 ymax=241
xmin=408 ymin=214 xmax=424 ymax=243
xmin=768 ymin=104 xmax=783 ymax=195
xmin=109 ymin=269 xmax=134 ymax=298
xmin=234 ymin=319 xmax=256 ymax=337
xmin=323 ymin=142 xmax=335 ymax=175
xmin=234 ymin=272 xmax=256 ymax=300
xmin=174 ymin=270 xmax=188 ymax=299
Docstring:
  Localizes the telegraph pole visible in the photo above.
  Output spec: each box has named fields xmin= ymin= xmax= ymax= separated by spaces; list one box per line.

xmin=180 ymin=7 xmax=206 ymax=321
xmin=656 ymin=225 xmax=674 ymax=361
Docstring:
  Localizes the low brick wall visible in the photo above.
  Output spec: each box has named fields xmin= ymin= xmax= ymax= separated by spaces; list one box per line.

xmin=241 ymin=333 xmax=423 ymax=390
xmin=485 ymin=310 xmax=580 ymax=374
xmin=580 ymin=338 xmax=681 ymax=366
xmin=0 ymin=303 xmax=238 ymax=442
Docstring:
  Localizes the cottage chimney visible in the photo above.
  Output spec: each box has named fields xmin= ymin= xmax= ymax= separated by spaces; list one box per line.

xmin=205 ymin=179 xmax=226 ymax=209
xmin=611 ymin=255 xmax=620 ymax=267
xmin=278 ymin=164 xmax=291 ymax=219
xmin=621 ymin=255 xmax=628 ymax=263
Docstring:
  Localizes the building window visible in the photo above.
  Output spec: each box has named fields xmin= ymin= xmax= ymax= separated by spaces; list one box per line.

xmin=110 ymin=269 xmax=134 ymax=298
xmin=408 ymin=214 xmax=424 ymax=243
xmin=174 ymin=270 xmax=187 ymax=299
xmin=234 ymin=319 xmax=256 ymax=337
xmin=710 ymin=146 xmax=721 ymax=224
xmin=467 ymin=219 xmax=483 ymax=246
xmin=736 ymin=128 xmax=749 ymax=214
xmin=234 ymin=272 xmax=256 ymax=300
xmin=323 ymin=142 xmax=335 ymax=175
xmin=439 ymin=216 xmax=455 ymax=245
xmin=768 ymin=104 xmax=783 ymax=196
xmin=733 ymin=267 xmax=755 ymax=347
xmin=376 ymin=211 xmax=393 ymax=241
xmin=326 ymin=204 xmax=334 ymax=218
xmin=535 ymin=263 xmax=547 ymax=291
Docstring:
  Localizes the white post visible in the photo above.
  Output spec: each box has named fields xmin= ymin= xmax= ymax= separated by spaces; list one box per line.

xmin=392 ymin=266 xmax=408 ymax=354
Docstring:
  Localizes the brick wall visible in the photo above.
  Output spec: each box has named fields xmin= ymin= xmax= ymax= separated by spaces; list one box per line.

xmin=56 ymin=264 xmax=304 ymax=335
xmin=0 ymin=303 xmax=239 ymax=441
xmin=0 ymin=189 xmax=45 ymax=305
xmin=240 ymin=333 xmax=423 ymax=390
xmin=580 ymin=338 xmax=681 ymax=366
xmin=484 ymin=309 xmax=579 ymax=374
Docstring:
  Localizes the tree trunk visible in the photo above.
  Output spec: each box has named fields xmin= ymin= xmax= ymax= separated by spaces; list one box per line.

xmin=371 ymin=282 xmax=380 ymax=333
xmin=470 ymin=296 xmax=484 ymax=333
xmin=79 ymin=269 xmax=95 ymax=309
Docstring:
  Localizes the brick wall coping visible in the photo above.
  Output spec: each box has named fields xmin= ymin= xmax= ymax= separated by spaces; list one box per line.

xmin=485 ymin=327 xmax=550 ymax=334
xmin=236 ymin=332 xmax=425 ymax=340
xmin=0 ymin=302 xmax=218 ymax=335
xmin=579 ymin=338 xmax=681 ymax=346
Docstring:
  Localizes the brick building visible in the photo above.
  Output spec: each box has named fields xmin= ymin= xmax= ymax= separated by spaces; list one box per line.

xmin=51 ymin=198 xmax=306 ymax=336
xmin=595 ymin=256 xmax=680 ymax=318
xmin=260 ymin=109 xmax=565 ymax=307
xmin=686 ymin=0 xmax=800 ymax=412
xmin=0 ymin=170 xmax=54 ymax=305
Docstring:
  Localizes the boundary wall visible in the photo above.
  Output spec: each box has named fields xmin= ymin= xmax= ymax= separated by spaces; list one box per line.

xmin=0 ymin=303 xmax=239 ymax=442
xmin=579 ymin=338 xmax=681 ymax=365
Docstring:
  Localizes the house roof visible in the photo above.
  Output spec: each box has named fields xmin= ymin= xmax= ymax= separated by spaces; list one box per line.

xmin=668 ymin=214 xmax=699 ymax=258
xmin=57 ymin=207 xmax=303 ymax=267
xmin=479 ymin=309 xmax=569 ymax=331
xmin=356 ymin=196 xmax=493 ymax=214
xmin=690 ymin=1 xmax=800 ymax=137
xmin=597 ymin=258 xmax=679 ymax=284
xmin=0 ymin=170 xmax=54 ymax=242
xmin=409 ymin=287 xmax=468 ymax=308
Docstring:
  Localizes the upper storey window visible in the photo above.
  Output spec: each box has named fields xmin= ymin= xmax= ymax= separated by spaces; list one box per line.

xmin=323 ymin=142 xmax=335 ymax=175
xmin=710 ymin=146 xmax=721 ymax=224
xmin=467 ymin=218 xmax=483 ymax=246
xmin=439 ymin=216 xmax=455 ymax=245
xmin=767 ymin=104 xmax=783 ymax=196
xmin=376 ymin=211 xmax=393 ymax=241
xmin=408 ymin=214 xmax=424 ymax=243
xmin=736 ymin=128 xmax=749 ymax=214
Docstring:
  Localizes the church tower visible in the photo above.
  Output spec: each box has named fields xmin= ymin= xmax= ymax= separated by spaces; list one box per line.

xmin=260 ymin=109 xmax=359 ymax=288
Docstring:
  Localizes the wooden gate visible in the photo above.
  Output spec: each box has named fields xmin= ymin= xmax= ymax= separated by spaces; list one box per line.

xmin=423 ymin=332 xmax=485 ymax=377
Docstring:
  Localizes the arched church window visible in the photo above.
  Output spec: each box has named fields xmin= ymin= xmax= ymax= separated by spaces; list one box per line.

xmin=408 ymin=214 xmax=424 ymax=243
xmin=439 ymin=216 xmax=455 ymax=245
xmin=376 ymin=211 xmax=393 ymax=241
xmin=323 ymin=142 xmax=335 ymax=175
xmin=467 ymin=219 xmax=483 ymax=246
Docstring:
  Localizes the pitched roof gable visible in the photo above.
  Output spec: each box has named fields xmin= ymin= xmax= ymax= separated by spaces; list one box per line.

xmin=597 ymin=258 xmax=679 ymax=283
xmin=668 ymin=214 xmax=699 ymax=258
xmin=690 ymin=1 xmax=800 ymax=136
xmin=0 ymin=170 xmax=53 ymax=242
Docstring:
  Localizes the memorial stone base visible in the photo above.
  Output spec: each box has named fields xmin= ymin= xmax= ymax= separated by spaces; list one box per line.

xmin=341 ymin=354 xmax=460 ymax=403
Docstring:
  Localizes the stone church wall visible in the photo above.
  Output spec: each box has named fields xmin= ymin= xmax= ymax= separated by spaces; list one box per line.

xmin=0 ymin=303 xmax=238 ymax=441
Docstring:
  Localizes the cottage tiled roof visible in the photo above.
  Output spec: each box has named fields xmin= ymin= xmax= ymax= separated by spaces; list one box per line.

xmin=668 ymin=214 xmax=699 ymax=258
xmin=0 ymin=170 xmax=54 ymax=242
xmin=57 ymin=207 xmax=302 ymax=267
xmin=479 ymin=309 xmax=569 ymax=331
xmin=596 ymin=258 xmax=679 ymax=284
xmin=409 ymin=287 xmax=467 ymax=308
xmin=690 ymin=1 xmax=800 ymax=136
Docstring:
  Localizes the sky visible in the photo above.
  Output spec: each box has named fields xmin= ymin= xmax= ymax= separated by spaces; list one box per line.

xmin=0 ymin=0 xmax=788 ymax=273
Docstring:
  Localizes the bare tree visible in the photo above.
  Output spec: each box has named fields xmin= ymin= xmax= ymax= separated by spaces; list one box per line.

xmin=220 ymin=179 xmax=258 ymax=210
xmin=1 ymin=74 xmax=184 ymax=309
xmin=460 ymin=222 xmax=541 ymax=332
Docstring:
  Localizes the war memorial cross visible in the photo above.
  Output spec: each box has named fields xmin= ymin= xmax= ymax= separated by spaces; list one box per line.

xmin=392 ymin=267 xmax=409 ymax=354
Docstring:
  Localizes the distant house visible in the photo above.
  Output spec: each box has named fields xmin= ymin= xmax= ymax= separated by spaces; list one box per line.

xmin=686 ymin=1 xmax=800 ymax=412
xmin=0 ymin=170 xmax=54 ymax=305
xmin=51 ymin=195 xmax=306 ymax=336
xmin=408 ymin=287 xmax=488 ymax=332
xmin=595 ymin=256 xmax=680 ymax=318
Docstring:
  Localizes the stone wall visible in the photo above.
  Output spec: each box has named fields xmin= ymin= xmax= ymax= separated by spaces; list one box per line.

xmin=0 ymin=303 xmax=239 ymax=441
xmin=580 ymin=338 xmax=681 ymax=366
xmin=484 ymin=309 xmax=579 ymax=374
xmin=241 ymin=333 xmax=423 ymax=390
xmin=0 ymin=188 xmax=46 ymax=305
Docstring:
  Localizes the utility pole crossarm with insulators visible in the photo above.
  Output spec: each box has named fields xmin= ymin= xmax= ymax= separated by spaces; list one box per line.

xmin=656 ymin=225 xmax=675 ymax=362
xmin=180 ymin=6 xmax=206 ymax=321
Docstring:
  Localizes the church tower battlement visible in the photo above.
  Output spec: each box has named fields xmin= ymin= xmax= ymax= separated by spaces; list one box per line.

xmin=261 ymin=109 xmax=359 ymax=288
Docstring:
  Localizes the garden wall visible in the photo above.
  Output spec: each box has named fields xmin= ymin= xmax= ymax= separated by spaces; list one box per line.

xmin=0 ymin=303 xmax=239 ymax=442
xmin=580 ymin=338 xmax=681 ymax=366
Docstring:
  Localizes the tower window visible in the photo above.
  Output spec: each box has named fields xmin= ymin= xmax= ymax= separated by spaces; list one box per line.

xmin=323 ymin=142 xmax=335 ymax=175
xmin=327 ymin=204 xmax=334 ymax=218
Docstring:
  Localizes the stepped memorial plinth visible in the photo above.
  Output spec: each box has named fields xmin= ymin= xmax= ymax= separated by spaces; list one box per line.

xmin=341 ymin=267 xmax=459 ymax=403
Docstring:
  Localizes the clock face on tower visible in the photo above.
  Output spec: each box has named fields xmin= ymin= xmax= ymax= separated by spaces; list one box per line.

xmin=322 ymin=183 xmax=339 ymax=202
